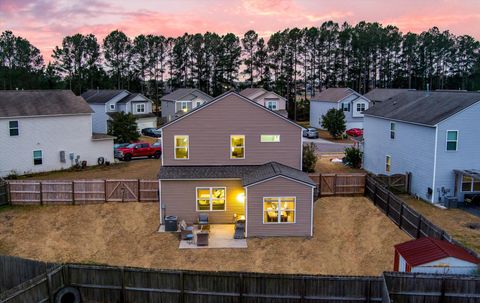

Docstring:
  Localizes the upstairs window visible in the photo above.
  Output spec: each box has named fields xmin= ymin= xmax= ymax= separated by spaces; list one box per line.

xmin=390 ymin=122 xmax=395 ymax=139
xmin=261 ymin=135 xmax=280 ymax=142
xmin=136 ymin=104 xmax=145 ymax=113
xmin=446 ymin=131 xmax=458 ymax=151
xmin=33 ymin=150 xmax=43 ymax=165
xmin=196 ymin=187 xmax=226 ymax=211
xmin=266 ymin=100 xmax=278 ymax=110
xmin=177 ymin=101 xmax=192 ymax=112
xmin=385 ymin=155 xmax=391 ymax=173
xmin=230 ymin=135 xmax=245 ymax=159
xmin=174 ymin=135 xmax=189 ymax=159
xmin=109 ymin=104 xmax=115 ymax=110
xmin=9 ymin=121 xmax=19 ymax=136
xmin=341 ymin=103 xmax=350 ymax=112
xmin=356 ymin=103 xmax=366 ymax=112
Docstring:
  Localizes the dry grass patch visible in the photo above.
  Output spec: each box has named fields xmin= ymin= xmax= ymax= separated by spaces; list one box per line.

xmin=0 ymin=197 xmax=409 ymax=276
xmin=315 ymin=155 xmax=365 ymax=174
xmin=400 ymin=195 xmax=480 ymax=252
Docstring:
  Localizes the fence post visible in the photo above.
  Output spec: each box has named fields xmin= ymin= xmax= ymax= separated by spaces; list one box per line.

xmin=365 ymin=279 xmax=371 ymax=303
xmin=104 ymin=180 xmax=107 ymax=202
xmin=120 ymin=267 xmax=126 ymax=303
xmin=46 ymin=271 xmax=54 ymax=303
xmin=239 ymin=273 xmax=244 ymax=303
xmin=138 ymin=179 xmax=141 ymax=202
xmin=373 ymin=183 xmax=378 ymax=206
xmin=318 ymin=174 xmax=321 ymax=197
xmin=416 ymin=215 xmax=422 ymax=239
xmin=399 ymin=203 xmax=404 ymax=229
xmin=333 ymin=174 xmax=337 ymax=195
xmin=71 ymin=181 xmax=75 ymax=205
xmin=386 ymin=193 xmax=391 ymax=216
xmin=40 ymin=181 xmax=43 ymax=205
xmin=179 ymin=271 xmax=184 ymax=303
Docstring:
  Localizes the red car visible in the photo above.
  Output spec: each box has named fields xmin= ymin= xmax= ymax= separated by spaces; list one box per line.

xmin=115 ymin=142 xmax=162 ymax=161
xmin=346 ymin=128 xmax=363 ymax=137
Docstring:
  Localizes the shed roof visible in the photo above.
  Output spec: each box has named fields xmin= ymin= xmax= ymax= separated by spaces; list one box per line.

xmin=81 ymin=90 xmax=126 ymax=104
xmin=161 ymin=88 xmax=212 ymax=102
xmin=0 ymin=90 xmax=93 ymax=118
xmin=311 ymin=88 xmax=356 ymax=103
xmin=363 ymin=90 xmax=480 ymax=126
xmin=395 ymin=237 xmax=479 ymax=266
xmin=364 ymin=88 xmax=414 ymax=102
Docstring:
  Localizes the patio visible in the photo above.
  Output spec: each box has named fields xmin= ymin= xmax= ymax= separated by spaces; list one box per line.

xmin=179 ymin=224 xmax=247 ymax=249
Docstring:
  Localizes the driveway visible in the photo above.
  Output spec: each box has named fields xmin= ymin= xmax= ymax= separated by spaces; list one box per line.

xmin=303 ymin=137 xmax=352 ymax=153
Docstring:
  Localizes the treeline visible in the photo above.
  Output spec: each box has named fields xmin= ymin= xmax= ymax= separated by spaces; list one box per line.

xmin=1 ymin=21 xmax=480 ymax=104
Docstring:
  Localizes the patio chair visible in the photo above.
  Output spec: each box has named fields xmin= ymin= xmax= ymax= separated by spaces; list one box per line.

xmin=179 ymin=220 xmax=194 ymax=241
xmin=196 ymin=231 xmax=209 ymax=246
xmin=197 ymin=213 xmax=209 ymax=227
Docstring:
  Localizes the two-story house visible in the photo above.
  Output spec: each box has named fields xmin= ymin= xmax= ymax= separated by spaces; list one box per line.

xmin=0 ymin=90 xmax=114 ymax=177
xmin=363 ymin=90 xmax=480 ymax=205
xmin=310 ymin=88 xmax=371 ymax=129
xmin=81 ymin=89 xmax=156 ymax=133
xmin=158 ymin=91 xmax=316 ymax=237
xmin=240 ymin=88 xmax=288 ymax=117
xmin=363 ymin=88 xmax=413 ymax=106
xmin=161 ymin=88 xmax=213 ymax=122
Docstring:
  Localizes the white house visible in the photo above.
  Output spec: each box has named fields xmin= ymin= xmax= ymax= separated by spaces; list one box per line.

xmin=363 ymin=90 xmax=480 ymax=205
xmin=394 ymin=237 xmax=479 ymax=275
xmin=0 ymin=90 xmax=114 ymax=177
xmin=81 ymin=89 xmax=157 ymax=133
xmin=310 ymin=88 xmax=370 ymax=129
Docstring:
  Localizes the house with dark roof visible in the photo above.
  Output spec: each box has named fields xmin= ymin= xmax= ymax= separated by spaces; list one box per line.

xmin=363 ymin=90 xmax=480 ymax=205
xmin=0 ymin=90 xmax=114 ymax=177
xmin=160 ymin=88 xmax=213 ymax=122
xmin=81 ymin=89 xmax=156 ymax=133
xmin=240 ymin=88 xmax=288 ymax=117
xmin=159 ymin=91 xmax=316 ymax=237
xmin=363 ymin=88 xmax=415 ymax=105
xmin=310 ymin=87 xmax=371 ymax=130
xmin=394 ymin=237 xmax=479 ymax=274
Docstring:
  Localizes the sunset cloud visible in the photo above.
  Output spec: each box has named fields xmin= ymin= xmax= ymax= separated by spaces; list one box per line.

xmin=1 ymin=0 xmax=479 ymax=62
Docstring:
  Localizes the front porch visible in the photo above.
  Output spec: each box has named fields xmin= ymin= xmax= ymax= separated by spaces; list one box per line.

xmin=179 ymin=224 xmax=247 ymax=249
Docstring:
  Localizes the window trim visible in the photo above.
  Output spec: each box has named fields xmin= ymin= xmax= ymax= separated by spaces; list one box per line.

xmin=266 ymin=100 xmax=278 ymax=110
xmin=33 ymin=150 xmax=43 ymax=166
xmin=341 ymin=102 xmax=350 ymax=112
xmin=260 ymin=134 xmax=281 ymax=143
xmin=174 ymin=135 xmax=189 ymax=160
xmin=385 ymin=155 xmax=391 ymax=173
xmin=109 ymin=103 xmax=115 ymax=110
xmin=194 ymin=100 xmax=203 ymax=108
xmin=356 ymin=103 xmax=366 ymax=112
xmin=390 ymin=122 xmax=395 ymax=140
xmin=461 ymin=175 xmax=480 ymax=192
xmin=176 ymin=100 xmax=192 ymax=112
xmin=446 ymin=130 xmax=458 ymax=151
xmin=135 ymin=103 xmax=145 ymax=113
xmin=195 ymin=187 xmax=227 ymax=212
xmin=262 ymin=196 xmax=296 ymax=224
xmin=9 ymin=120 xmax=19 ymax=136
xmin=230 ymin=135 xmax=245 ymax=159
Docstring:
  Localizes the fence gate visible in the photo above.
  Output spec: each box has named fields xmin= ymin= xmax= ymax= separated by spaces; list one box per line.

xmin=105 ymin=180 xmax=139 ymax=202
xmin=320 ymin=174 xmax=336 ymax=196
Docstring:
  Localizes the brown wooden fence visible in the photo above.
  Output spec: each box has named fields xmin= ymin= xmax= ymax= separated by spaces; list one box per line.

xmin=309 ymin=173 xmax=366 ymax=196
xmin=0 ymin=181 xmax=7 ymax=206
xmin=373 ymin=173 xmax=411 ymax=194
xmin=7 ymin=179 xmax=159 ymax=205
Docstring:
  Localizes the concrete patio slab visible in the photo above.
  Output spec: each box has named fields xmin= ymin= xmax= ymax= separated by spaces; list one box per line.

xmin=179 ymin=224 xmax=247 ymax=249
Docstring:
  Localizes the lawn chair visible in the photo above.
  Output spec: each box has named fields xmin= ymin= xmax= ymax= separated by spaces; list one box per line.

xmin=179 ymin=220 xmax=194 ymax=241
xmin=197 ymin=213 xmax=209 ymax=227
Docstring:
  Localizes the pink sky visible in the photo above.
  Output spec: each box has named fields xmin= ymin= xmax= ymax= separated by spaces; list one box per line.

xmin=1 ymin=0 xmax=480 ymax=61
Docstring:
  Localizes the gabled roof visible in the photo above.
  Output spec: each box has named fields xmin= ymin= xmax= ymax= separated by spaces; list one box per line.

xmin=364 ymin=88 xmax=414 ymax=102
xmin=0 ymin=90 xmax=93 ymax=118
xmin=240 ymin=88 xmax=287 ymax=102
xmin=161 ymin=91 xmax=302 ymax=130
xmin=161 ymin=88 xmax=212 ymax=102
xmin=363 ymin=90 xmax=480 ymax=126
xmin=311 ymin=88 xmax=357 ymax=103
xmin=395 ymin=237 xmax=479 ymax=266
xmin=117 ymin=93 xmax=151 ymax=104
xmin=158 ymin=162 xmax=316 ymax=187
xmin=81 ymin=89 xmax=126 ymax=104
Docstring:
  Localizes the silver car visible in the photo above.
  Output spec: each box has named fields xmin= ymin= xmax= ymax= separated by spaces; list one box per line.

xmin=303 ymin=127 xmax=319 ymax=139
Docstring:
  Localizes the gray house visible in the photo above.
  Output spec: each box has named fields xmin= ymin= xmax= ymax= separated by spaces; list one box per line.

xmin=161 ymin=88 xmax=213 ymax=122
xmin=364 ymin=88 xmax=414 ymax=105
xmin=81 ymin=89 xmax=156 ymax=133
xmin=310 ymin=88 xmax=370 ymax=129
xmin=240 ymin=88 xmax=288 ymax=117
xmin=363 ymin=90 xmax=480 ymax=205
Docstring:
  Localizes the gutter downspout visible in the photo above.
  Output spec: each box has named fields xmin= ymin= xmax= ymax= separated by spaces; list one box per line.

xmin=432 ymin=125 xmax=438 ymax=203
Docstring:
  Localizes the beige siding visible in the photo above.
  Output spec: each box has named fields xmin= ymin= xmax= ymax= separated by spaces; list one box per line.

xmin=162 ymin=93 xmax=301 ymax=168
xmin=255 ymin=92 xmax=287 ymax=110
xmin=161 ymin=180 xmax=245 ymax=224
xmin=246 ymin=177 xmax=313 ymax=237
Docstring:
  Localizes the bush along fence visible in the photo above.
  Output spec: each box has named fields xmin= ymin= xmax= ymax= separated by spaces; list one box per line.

xmin=365 ymin=175 xmax=480 ymax=260
xmin=309 ymin=173 xmax=366 ymax=196
xmin=1 ymin=255 xmax=479 ymax=303
xmin=6 ymin=179 xmax=159 ymax=205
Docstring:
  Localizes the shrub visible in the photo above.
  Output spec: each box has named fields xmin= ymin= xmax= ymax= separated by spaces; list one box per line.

xmin=108 ymin=112 xmax=140 ymax=143
xmin=302 ymin=143 xmax=317 ymax=173
xmin=321 ymin=108 xmax=346 ymax=139
xmin=344 ymin=146 xmax=363 ymax=168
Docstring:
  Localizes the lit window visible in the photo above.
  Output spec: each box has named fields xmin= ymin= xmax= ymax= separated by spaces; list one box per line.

xmin=385 ymin=155 xmax=391 ymax=173
xmin=33 ymin=150 xmax=43 ymax=165
xmin=356 ymin=103 xmax=366 ymax=112
xmin=196 ymin=187 xmax=226 ymax=211
xmin=390 ymin=122 xmax=395 ymax=139
xmin=136 ymin=104 xmax=145 ymax=113
xmin=177 ymin=101 xmax=192 ymax=112
xmin=462 ymin=175 xmax=480 ymax=192
xmin=174 ymin=135 xmax=189 ymax=159
xmin=266 ymin=100 xmax=278 ymax=110
xmin=446 ymin=131 xmax=458 ymax=151
xmin=231 ymin=135 xmax=245 ymax=159
xmin=263 ymin=197 xmax=295 ymax=223
xmin=9 ymin=121 xmax=19 ymax=136
xmin=261 ymin=135 xmax=280 ymax=142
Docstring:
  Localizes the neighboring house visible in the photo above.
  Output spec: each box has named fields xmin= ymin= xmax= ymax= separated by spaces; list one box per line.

xmin=161 ymin=88 xmax=213 ymax=122
xmin=240 ymin=88 xmax=288 ymax=117
xmin=0 ymin=90 xmax=114 ymax=177
xmin=158 ymin=91 xmax=316 ymax=237
xmin=394 ymin=237 xmax=479 ymax=275
xmin=364 ymin=88 xmax=414 ymax=105
xmin=363 ymin=90 xmax=480 ymax=204
xmin=310 ymin=88 xmax=371 ymax=129
xmin=81 ymin=89 xmax=156 ymax=133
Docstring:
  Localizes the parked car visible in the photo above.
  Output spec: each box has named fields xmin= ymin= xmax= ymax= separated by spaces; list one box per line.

xmin=303 ymin=127 xmax=319 ymax=139
xmin=141 ymin=127 xmax=161 ymax=137
xmin=346 ymin=128 xmax=363 ymax=137
xmin=115 ymin=142 xmax=162 ymax=161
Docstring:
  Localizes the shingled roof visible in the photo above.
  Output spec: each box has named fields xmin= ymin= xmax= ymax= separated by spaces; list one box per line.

xmin=0 ymin=90 xmax=93 ymax=118
xmin=363 ymin=90 xmax=480 ymax=126
xmin=311 ymin=88 xmax=357 ymax=103
xmin=161 ymin=88 xmax=212 ymax=102
xmin=81 ymin=89 xmax=126 ymax=104
xmin=364 ymin=88 xmax=414 ymax=102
